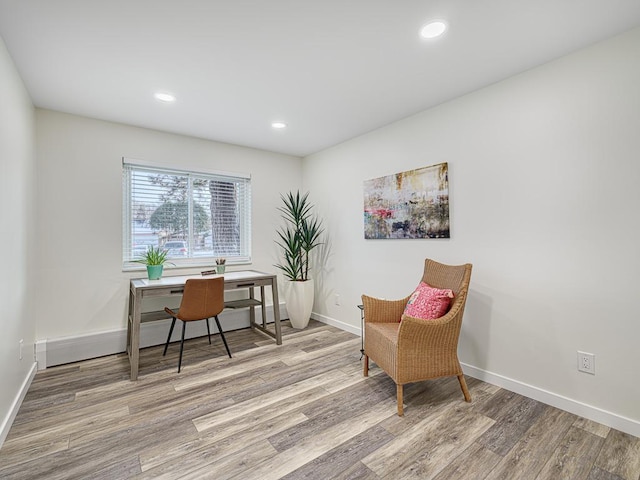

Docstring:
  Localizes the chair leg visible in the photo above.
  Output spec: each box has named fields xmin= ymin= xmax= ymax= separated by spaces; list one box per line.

xmin=458 ymin=374 xmax=472 ymax=402
xmin=214 ymin=316 xmax=232 ymax=358
xmin=163 ymin=318 xmax=176 ymax=356
xmin=363 ymin=354 xmax=369 ymax=377
xmin=178 ymin=321 xmax=186 ymax=373
xmin=205 ymin=318 xmax=211 ymax=344
xmin=397 ymin=384 xmax=404 ymax=416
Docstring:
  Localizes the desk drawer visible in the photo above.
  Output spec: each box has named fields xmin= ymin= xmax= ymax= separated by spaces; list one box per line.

xmin=224 ymin=279 xmax=270 ymax=290
xmin=140 ymin=287 xmax=185 ymax=298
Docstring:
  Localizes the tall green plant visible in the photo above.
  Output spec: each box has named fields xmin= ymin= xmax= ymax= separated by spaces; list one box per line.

xmin=274 ymin=191 xmax=324 ymax=281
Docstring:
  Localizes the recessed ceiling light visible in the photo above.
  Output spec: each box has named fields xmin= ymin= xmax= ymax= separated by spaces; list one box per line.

xmin=420 ymin=21 xmax=447 ymax=39
xmin=154 ymin=92 xmax=176 ymax=103
xmin=271 ymin=122 xmax=287 ymax=129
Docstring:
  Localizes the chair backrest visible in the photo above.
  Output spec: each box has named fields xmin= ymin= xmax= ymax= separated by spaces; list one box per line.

xmin=177 ymin=277 xmax=225 ymax=321
xmin=421 ymin=258 xmax=472 ymax=297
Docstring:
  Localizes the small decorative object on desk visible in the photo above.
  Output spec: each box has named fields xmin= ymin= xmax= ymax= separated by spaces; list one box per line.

xmin=215 ymin=257 xmax=226 ymax=274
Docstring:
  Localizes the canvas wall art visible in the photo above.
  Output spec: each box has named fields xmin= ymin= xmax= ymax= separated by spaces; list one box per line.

xmin=363 ymin=162 xmax=450 ymax=239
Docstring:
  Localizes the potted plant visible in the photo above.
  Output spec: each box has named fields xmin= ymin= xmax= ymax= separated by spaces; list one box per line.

xmin=274 ymin=191 xmax=324 ymax=328
xmin=133 ymin=246 xmax=173 ymax=280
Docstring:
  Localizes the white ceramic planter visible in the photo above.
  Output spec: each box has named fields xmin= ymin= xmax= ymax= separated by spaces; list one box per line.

xmin=285 ymin=279 xmax=314 ymax=329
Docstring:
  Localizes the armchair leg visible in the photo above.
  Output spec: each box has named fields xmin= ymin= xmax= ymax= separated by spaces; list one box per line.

xmin=363 ymin=354 xmax=369 ymax=377
xmin=397 ymin=384 xmax=404 ymax=416
xmin=458 ymin=374 xmax=471 ymax=402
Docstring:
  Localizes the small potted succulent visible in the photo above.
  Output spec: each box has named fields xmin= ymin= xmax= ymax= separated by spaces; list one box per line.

xmin=134 ymin=246 xmax=174 ymax=280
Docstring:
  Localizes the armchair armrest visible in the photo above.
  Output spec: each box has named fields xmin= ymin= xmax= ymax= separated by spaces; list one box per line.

xmin=362 ymin=294 xmax=410 ymax=323
xmin=397 ymin=286 xmax=469 ymax=354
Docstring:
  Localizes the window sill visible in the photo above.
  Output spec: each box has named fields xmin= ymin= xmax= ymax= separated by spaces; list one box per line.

xmin=122 ymin=259 xmax=252 ymax=273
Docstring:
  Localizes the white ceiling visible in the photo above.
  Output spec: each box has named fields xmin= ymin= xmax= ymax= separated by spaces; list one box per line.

xmin=1 ymin=1 xmax=640 ymax=157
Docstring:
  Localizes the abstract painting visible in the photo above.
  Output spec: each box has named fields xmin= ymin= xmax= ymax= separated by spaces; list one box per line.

xmin=363 ymin=162 xmax=449 ymax=239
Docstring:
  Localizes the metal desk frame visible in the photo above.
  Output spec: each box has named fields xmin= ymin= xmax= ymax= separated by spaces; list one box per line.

xmin=358 ymin=304 xmax=365 ymax=359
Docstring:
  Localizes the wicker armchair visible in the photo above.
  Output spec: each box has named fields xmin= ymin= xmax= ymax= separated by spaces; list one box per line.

xmin=362 ymin=258 xmax=473 ymax=416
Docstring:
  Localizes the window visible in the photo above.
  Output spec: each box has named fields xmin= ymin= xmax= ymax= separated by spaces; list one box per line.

xmin=123 ymin=160 xmax=251 ymax=268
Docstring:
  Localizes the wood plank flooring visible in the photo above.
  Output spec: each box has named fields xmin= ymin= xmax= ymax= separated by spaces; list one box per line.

xmin=1 ymin=320 xmax=639 ymax=480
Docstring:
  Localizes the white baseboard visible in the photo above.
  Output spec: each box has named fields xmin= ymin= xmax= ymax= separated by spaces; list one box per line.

xmin=0 ymin=362 xmax=37 ymax=449
xmin=311 ymin=312 xmax=361 ymax=336
xmin=461 ymin=363 xmax=640 ymax=438
xmin=37 ymin=303 xmax=287 ymax=369
xmin=312 ymin=312 xmax=640 ymax=439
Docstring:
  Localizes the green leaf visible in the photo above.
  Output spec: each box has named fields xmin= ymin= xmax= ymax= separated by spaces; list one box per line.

xmin=274 ymin=190 xmax=323 ymax=281
xmin=132 ymin=246 xmax=175 ymax=266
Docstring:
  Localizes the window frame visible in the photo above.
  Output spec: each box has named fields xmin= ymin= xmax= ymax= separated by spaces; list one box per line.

xmin=122 ymin=158 xmax=252 ymax=271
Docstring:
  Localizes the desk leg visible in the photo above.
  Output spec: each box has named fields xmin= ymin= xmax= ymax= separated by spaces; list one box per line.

xmin=249 ymin=286 xmax=256 ymax=327
xmin=127 ymin=289 xmax=133 ymax=355
xmin=260 ymin=285 xmax=267 ymax=328
xmin=272 ymin=279 xmax=282 ymax=345
xmin=129 ymin=288 xmax=141 ymax=381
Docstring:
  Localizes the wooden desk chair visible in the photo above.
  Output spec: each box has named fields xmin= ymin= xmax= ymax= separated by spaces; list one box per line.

xmin=163 ymin=277 xmax=232 ymax=372
xmin=362 ymin=258 xmax=472 ymax=416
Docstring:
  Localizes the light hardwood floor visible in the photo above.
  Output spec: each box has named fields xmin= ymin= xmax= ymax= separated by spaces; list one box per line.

xmin=1 ymin=320 xmax=639 ymax=480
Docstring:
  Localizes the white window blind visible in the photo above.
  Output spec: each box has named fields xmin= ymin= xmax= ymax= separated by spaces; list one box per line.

xmin=122 ymin=161 xmax=251 ymax=268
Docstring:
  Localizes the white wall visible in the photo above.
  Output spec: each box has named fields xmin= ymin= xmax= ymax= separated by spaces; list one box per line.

xmin=35 ymin=110 xmax=302 ymax=341
xmin=304 ymin=27 xmax=640 ymax=434
xmin=0 ymin=37 xmax=36 ymax=444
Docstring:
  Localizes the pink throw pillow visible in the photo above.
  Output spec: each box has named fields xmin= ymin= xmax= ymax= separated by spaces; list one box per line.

xmin=403 ymin=282 xmax=454 ymax=320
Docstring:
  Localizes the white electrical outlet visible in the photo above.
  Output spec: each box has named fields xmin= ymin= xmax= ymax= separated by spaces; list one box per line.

xmin=19 ymin=339 xmax=24 ymax=360
xmin=577 ymin=351 xmax=595 ymax=375
xmin=334 ymin=294 xmax=341 ymax=306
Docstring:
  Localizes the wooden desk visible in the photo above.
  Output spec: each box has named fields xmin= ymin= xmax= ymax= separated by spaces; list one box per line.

xmin=127 ymin=270 xmax=281 ymax=380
